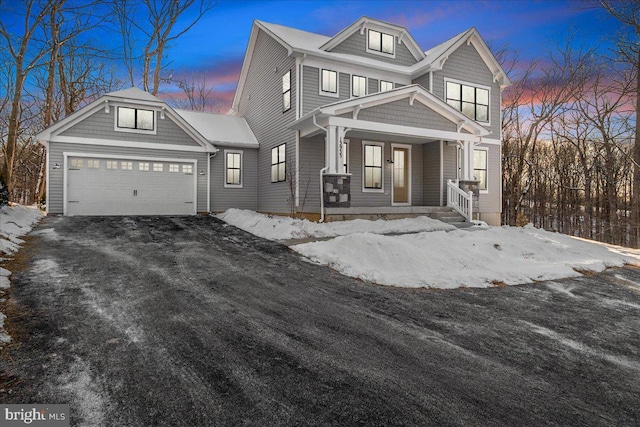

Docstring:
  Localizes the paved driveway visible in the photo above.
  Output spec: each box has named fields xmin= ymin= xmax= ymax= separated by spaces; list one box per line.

xmin=2 ymin=216 xmax=640 ymax=426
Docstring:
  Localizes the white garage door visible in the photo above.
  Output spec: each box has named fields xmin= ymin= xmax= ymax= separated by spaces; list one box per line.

xmin=66 ymin=156 xmax=196 ymax=216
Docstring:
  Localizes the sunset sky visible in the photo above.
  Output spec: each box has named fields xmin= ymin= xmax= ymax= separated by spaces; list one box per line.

xmin=155 ymin=0 xmax=622 ymax=111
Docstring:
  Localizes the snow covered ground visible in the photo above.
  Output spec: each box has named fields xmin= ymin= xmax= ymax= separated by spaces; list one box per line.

xmin=217 ymin=209 xmax=640 ymax=289
xmin=0 ymin=204 xmax=45 ymax=345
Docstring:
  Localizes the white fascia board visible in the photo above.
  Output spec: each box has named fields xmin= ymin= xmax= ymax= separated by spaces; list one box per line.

xmin=210 ymin=141 xmax=259 ymax=149
xmin=232 ymin=23 xmax=261 ymax=112
xmin=36 ymin=97 xmax=107 ymax=141
xmin=328 ymin=116 xmax=483 ymax=143
xmin=51 ymin=136 xmax=213 ymax=153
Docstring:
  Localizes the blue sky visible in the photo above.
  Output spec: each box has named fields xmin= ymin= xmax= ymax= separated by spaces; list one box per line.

xmin=152 ymin=0 xmax=622 ymax=108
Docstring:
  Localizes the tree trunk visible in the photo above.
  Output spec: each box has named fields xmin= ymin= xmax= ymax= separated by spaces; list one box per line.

xmin=632 ymin=48 xmax=640 ymax=248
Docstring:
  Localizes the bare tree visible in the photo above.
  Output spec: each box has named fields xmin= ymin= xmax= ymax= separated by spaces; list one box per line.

xmin=170 ymin=74 xmax=221 ymax=112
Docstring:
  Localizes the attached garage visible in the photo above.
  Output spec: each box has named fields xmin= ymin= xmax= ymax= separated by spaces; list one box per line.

xmin=65 ymin=155 xmax=197 ymax=216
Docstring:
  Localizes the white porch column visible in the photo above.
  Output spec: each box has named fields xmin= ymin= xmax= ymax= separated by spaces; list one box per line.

xmin=326 ymin=125 xmax=345 ymax=174
xmin=462 ymin=140 xmax=473 ymax=180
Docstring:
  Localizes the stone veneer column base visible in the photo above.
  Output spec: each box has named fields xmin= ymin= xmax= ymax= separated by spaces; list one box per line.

xmin=323 ymin=175 xmax=350 ymax=208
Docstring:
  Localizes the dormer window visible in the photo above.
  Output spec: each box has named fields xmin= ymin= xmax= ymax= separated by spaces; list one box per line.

xmin=367 ymin=29 xmax=394 ymax=55
xmin=117 ymin=107 xmax=154 ymax=131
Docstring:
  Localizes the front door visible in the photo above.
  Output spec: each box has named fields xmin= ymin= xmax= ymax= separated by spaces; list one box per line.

xmin=392 ymin=146 xmax=410 ymax=204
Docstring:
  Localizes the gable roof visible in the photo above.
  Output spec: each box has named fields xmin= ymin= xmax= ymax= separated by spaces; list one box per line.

xmin=106 ymin=87 xmax=163 ymax=103
xmin=319 ymin=16 xmax=425 ymax=62
xmin=175 ymin=109 xmax=258 ymax=147
xmin=291 ymin=84 xmax=491 ymax=137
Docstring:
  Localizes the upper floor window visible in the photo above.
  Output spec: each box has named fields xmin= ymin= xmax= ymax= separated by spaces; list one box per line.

xmin=380 ymin=80 xmax=393 ymax=92
xmin=320 ymin=69 xmax=338 ymax=96
xmin=271 ymin=144 xmax=286 ymax=182
xmin=117 ymin=107 xmax=154 ymax=131
xmin=352 ymin=75 xmax=366 ymax=97
xmin=282 ymin=70 xmax=291 ymax=112
xmin=446 ymin=80 xmax=489 ymax=123
xmin=368 ymin=29 xmax=394 ymax=55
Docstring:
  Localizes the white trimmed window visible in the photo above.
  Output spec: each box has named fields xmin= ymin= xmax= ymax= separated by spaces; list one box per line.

xmin=474 ymin=148 xmax=488 ymax=191
xmin=271 ymin=144 xmax=286 ymax=183
xmin=363 ymin=142 xmax=383 ymax=191
xmin=352 ymin=75 xmax=366 ymax=97
xmin=87 ymin=159 xmax=100 ymax=169
xmin=446 ymin=80 xmax=490 ymax=123
xmin=138 ymin=162 xmax=149 ymax=172
xmin=69 ymin=158 xmax=83 ymax=169
xmin=282 ymin=70 xmax=291 ymax=112
xmin=153 ymin=163 xmax=163 ymax=172
xmin=380 ymin=80 xmax=393 ymax=92
xmin=367 ymin=29 xmax=394 ymax=55
xmin=320 ymin=69 xmax=338 ymax=96
xmin=182 ymin=164 xmax=193 ymax=174
xmin=121 ymin=161 xmax=133 ymax=171
xmin=169 ymin=164 xmax=180 ymax=173
xmin=117 ymin=107 xmax=154 ymax=131
xmin=225 ymin=150 xmax=243 ymax=188
xmin=106 ymin=160 xmax=118 ymax=170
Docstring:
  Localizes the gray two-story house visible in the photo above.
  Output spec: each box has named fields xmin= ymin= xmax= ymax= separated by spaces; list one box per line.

xmin=37 ymin=17 xmax=510 ymax=225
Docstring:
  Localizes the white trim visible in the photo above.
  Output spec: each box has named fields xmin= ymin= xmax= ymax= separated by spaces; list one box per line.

xmin=62 ymin=152 xmax=198 ymax=216
xmin=365 ymin=29 xmax=396 ymax=59
xmin=223 ymin=149 xmax=244 ymax=189
xmin=319 ymin=68 xmax=339 ymax=98
xmin=473 ymin=146 xmax=489 ymax=193
xmin=439 ymin=140 xmax=444 ymax=206
xmin=207 ymin=153 xmax=211 ymax=212
xmin=327 ymin=116 xmax=483 ymax=143
xmin=391 ymin=143 xmax=411 ymax=206
xmin=50 ymin=136 xmax=210 ymax=153
xmin=45 ymin=143 xmax=50 ymax=214
xmin=113 ymin=105 xmax=158 ymax=136
xmin=444 ymin=77 xmax=492 ymax=126
xmin=362 ymin=141 xmax=384 ymax=193
xmin=295 ymin=57 xmax=301 ymax=119
xmin=295 ymin=131 xmax=300 ymax=206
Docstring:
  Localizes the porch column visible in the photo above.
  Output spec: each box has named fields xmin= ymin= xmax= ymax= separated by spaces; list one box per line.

xmin=326 ymin=125 xmax=346 ymax=174
xmin=462 ymin=140 xmax=473 ymax=181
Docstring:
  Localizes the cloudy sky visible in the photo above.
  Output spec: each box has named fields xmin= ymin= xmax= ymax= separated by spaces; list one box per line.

xmin=159 ymin=0 xmax=622 ymax=111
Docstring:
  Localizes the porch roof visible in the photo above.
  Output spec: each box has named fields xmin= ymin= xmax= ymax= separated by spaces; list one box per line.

xmin=289 ymin=84 xmax=491 ymax=142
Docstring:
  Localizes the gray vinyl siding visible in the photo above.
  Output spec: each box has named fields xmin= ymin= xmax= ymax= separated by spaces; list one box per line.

xmin=368 ymin=78 xmax=378 ymax=95
xmin=297 ymin=135 xmax=325 ymax=213
xmin=477 ymin=143 xmax=500 ymax=213
xmin=60 ymin=108 xmax=201 ymax=147
xmin=423 ymin=141 xmax=441 ymax=206
xmin=356 ymin=100 xmax=457 ymax=132
xmin=329 ymin=31 xmax=418 ymax=66
xmin=442 ymin=143 xmax=458 ymax=206
xmin=210 ymin=148 xmax=258 ymax=212
xmin=302 ymin=66 xmax=350 ymax=115
xmin=47 ymin=141 xmax=208 ymax=214
xmin=413 ymin=73 xmax=430 ymax=91
xmin=236 ymin=28 xmax=297 ymax=213
xmin=410 ymin=143 xmax=423 ymax=206
xmin=429 ymin=43 xmax=501 ymax=137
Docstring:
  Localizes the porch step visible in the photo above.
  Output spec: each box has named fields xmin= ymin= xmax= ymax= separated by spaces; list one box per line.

xmin=324 ymin=206 xmax=473 ymax=229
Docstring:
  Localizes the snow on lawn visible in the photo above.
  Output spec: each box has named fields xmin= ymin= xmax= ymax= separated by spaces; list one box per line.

xmin=217 ymin=208 xmax=455 ymax=240
xmin=0 ymin=204 xmax=45 ymax=345
xmin=293 ymin=225 xmax=640 ymax=289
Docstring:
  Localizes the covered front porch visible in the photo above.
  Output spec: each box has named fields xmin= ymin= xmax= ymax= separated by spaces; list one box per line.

xmin=290 ymin=85 xmax=490 ymax=223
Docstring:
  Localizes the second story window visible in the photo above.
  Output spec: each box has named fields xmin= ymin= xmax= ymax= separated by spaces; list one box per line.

xmin=282 ymin=70 xmax=291 ymax=112
xmin=380 ymin=80 xmax=393 ymax=92
xmin=117 ymin=107 xmax=154 ymax=131
xmin=368 ymin=29 xmax=394 ymax=55
xmin=320 ymin=69 xmax=338 ymax=95
xmin=352 ymin=75 xmax=366 ymax=97
xmin=446 ymin=80 xmax=489 ymax=123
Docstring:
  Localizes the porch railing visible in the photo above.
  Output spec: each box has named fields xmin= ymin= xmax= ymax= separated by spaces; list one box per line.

xmin=447 ymin=179 xmax=473 ymax=222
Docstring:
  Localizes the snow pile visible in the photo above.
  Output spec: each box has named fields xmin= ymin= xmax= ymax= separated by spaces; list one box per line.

xmin=216 ymin=208 xmax=455 ymax=240
xmin=0 ymin=204 xmax=44 ymax=345
xmin=293 ymin=225 xmax=640 ymax=289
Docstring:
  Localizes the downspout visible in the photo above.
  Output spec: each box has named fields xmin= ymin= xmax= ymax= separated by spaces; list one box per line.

xmin=313 ymin=114 xmax=328 ymax=222
xmin=207 ymin=151 xmax=217 ymax=213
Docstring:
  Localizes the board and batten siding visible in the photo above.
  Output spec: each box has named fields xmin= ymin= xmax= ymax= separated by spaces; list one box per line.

xmin=428 ymin=43 xmax=501 ymax=137
xmin=209 ymin=148 xmax=257 ymax=211
xmin=423 ymin=141 xmax=441 ymax=206
xmin=328 ymin=31 xmax=418 ymax=66
xmin=59 ymin=109 xmax=201 ymax=147
xmin=47 ymin=142 xmax=208 ymax=214
xmin=236 ymin=28 xmax=296 ymax=213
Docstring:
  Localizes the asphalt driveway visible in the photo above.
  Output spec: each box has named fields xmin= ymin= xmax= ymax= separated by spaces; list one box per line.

xmin=2 ymin=215 xmax=640 ymax=426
